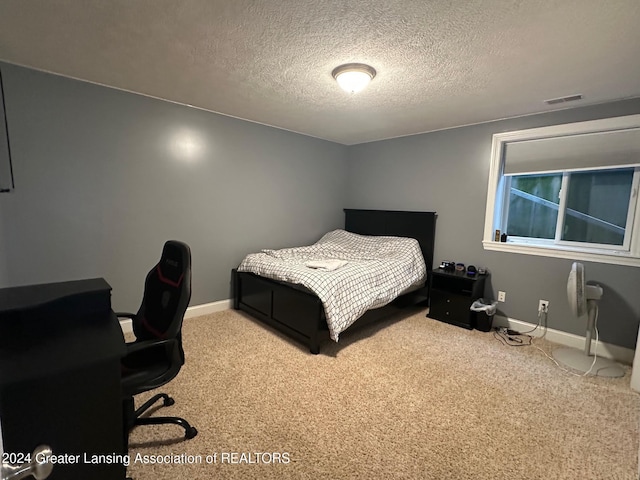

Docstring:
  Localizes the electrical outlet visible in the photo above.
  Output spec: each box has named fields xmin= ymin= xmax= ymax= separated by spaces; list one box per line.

xmin=498 ymin=291 xmax=506 ymax=302
xmin=539 ymin=300 xmax=549 ymax=312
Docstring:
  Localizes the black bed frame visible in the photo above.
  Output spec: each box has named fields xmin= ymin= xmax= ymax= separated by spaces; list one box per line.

xmin=232 ymin=209 xmax=437 ymax=354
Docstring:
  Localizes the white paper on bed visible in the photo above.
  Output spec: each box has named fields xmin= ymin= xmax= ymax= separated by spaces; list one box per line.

xmin=304 ymin=259 xmax=349 ymax=271
xmin=237 ymin=229 xmax=426 ymax=342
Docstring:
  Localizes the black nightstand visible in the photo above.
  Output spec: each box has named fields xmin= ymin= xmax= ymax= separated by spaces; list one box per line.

xmin=428 ymin=268 xmax=488 ymax=329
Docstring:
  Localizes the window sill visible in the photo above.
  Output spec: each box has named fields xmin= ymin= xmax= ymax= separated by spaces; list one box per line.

xmin=482 ymin=240 xmax=640 ymax=267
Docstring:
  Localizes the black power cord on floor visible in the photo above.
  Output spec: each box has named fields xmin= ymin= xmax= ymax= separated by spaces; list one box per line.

xmin=493 ymin=309 xmax=548 ymax=347
xmin=493 ymin=327 xmax=532 ymax=346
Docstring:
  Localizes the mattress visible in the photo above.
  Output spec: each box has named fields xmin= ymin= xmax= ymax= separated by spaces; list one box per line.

xmin=237 ymin=229 xmax=426 ymax=341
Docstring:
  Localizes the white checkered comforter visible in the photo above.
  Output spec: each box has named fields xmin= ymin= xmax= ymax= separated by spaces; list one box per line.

xmin=237 ymin=229 xmax=426 ymax=341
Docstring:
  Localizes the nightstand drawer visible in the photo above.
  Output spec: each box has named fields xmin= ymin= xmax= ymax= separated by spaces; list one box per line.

xmin=429 ymin=291 xmax=473 ymax=324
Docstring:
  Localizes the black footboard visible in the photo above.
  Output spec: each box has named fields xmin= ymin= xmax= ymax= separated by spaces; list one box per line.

xmin=232 ymin=269 xmax=430 ymax=354
xmin=232 ymin=269 xmax=328 ymax=354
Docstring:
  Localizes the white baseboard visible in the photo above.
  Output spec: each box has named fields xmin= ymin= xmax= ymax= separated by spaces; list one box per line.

xmin=118 ymin=304 xmax=635 ymax=367
xmin=185 ymin=299 xmax=232 ymax=318
xmin=492 ymin=314 xmax=635 ymax=365
xmin=119 ymin=298 xmax=232 ymax=335
xmin=630 ymin=325 xmax=640 ymax=392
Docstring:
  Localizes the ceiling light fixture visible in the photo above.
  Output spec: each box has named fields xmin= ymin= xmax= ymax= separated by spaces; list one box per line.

xmin=332 ymin=63 xmax=376 ymax=94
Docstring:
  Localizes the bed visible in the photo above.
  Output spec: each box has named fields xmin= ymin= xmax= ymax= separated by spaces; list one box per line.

xmin=231 ymin=209 xmax=437 ymax=354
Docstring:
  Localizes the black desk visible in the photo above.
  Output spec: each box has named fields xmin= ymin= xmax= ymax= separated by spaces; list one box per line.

xmin=0 ymin=278 xmax=126 ymax=480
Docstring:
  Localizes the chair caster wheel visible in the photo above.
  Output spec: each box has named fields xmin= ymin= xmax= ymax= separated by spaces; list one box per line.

xmin=164 ymin=396 xmax=175 ymax=407
xmin=185 ymin=426 xmax=198 ymax=439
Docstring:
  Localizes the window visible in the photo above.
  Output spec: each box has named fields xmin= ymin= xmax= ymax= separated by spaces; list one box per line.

xmin=484 ymin=115 xmax=640 ymax=266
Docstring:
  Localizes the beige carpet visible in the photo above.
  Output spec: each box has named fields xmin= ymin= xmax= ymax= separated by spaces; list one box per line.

xmin=126 ymin=308 xmax=640 ymax=480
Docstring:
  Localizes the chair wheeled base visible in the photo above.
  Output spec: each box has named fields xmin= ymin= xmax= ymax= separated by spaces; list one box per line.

xmin=124 ymin=393 xmax=198 ymax=440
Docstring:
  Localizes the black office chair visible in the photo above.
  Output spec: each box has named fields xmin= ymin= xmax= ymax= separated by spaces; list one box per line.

xmin=119 ymin=240 xmax=197 ymax=443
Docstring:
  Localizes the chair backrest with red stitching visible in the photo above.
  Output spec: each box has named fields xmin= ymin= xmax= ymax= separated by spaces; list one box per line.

xmin=132 ymin=240 xmax=192 ymax=349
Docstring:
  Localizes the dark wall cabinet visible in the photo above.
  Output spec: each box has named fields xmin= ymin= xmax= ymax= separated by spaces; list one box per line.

xmin=428 ymin=269 xmax=488 ymax=329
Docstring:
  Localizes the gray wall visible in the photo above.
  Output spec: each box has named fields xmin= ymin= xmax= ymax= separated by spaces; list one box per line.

xmin=0 ymin=63 xmax=348 ymax=310
xmin=0 ymin=72 xmax=10 ymax=286
xmin=1 ymin=61 xmax=638 ymax=349
xmin=346 ymin=98 xmax=640 ymax=349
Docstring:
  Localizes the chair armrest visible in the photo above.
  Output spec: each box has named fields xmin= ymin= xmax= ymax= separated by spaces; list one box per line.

xmin=125 ymin=338 xmax=177 ymax=355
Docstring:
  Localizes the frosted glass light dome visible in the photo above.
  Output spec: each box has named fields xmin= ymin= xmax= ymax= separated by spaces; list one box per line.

xmin=332 ymin=64 xmax=376 ymax=93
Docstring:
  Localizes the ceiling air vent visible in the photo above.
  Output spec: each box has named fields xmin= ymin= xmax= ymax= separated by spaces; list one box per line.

xmin=544 ymin=94 xmax=583 ymax=105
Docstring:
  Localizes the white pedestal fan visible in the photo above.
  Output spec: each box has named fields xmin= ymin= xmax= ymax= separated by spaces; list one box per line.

xmin=552 ymin=262 xmax=624 ymax=378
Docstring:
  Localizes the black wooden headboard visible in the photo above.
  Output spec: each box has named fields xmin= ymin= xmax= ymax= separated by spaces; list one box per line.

xmin=343 ymin=209 xmax=437 ymax=272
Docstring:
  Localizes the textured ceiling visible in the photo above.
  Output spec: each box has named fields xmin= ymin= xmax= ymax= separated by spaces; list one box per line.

xmin=0 ymin=0 xmax=639 ymax=145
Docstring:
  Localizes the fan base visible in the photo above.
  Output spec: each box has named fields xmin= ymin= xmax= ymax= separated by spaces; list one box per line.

xmin=552 ymin=347 xmax=624 ymax=378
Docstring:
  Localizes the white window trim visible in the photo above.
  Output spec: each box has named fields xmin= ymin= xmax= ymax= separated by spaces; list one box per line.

xmin=483 ymin=114 xmax=640 ymax=267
